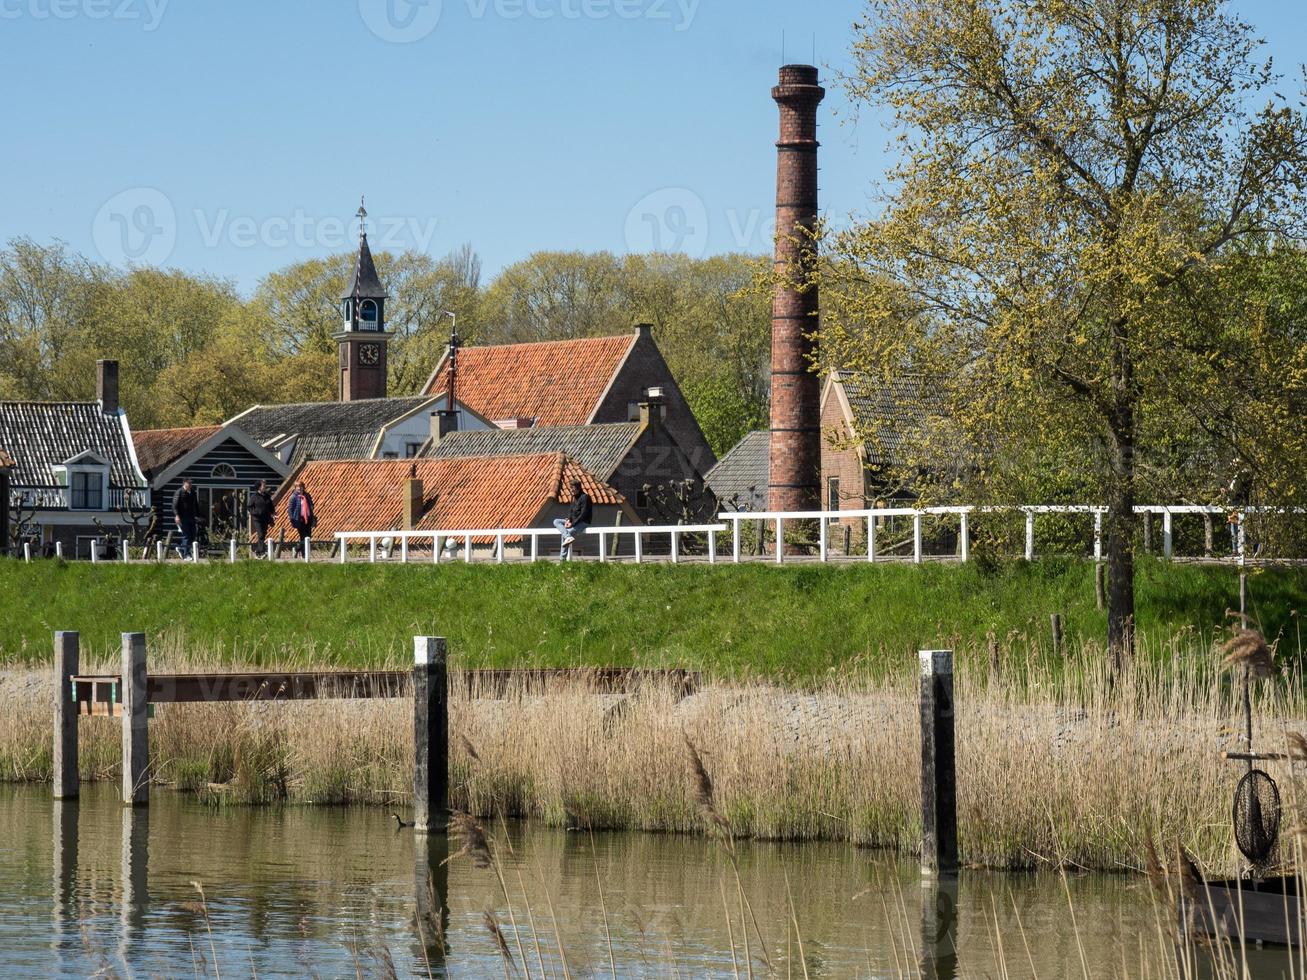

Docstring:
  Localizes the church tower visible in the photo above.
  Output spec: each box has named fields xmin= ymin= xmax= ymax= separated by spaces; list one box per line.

xmin=335 ymin=199 xmax=392 ymax=401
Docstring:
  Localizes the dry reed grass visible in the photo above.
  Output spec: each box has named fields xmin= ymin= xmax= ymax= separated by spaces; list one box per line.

xmin=2 ymin=629 xmax=1304 ymax=875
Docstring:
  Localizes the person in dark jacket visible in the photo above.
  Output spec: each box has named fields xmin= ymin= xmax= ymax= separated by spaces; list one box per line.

xmin=172 ymin=478 xmax=199 ymax=559
xmin=287 ymin=481 xmax=316 ymax=544
xmin=553 ymin=480 xmax=592 ymax=560
xmin=247 ymin=480 xmax=274 ymax=556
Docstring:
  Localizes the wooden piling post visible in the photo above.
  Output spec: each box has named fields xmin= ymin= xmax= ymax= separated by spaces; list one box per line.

xmin=1050 ymin=613 xmax=1064 ymax=658
xmin=53 ymin=631 xmax=79 ymax=800
xmin=920 ymin=649 xmax=957 ymax=876
xmin=413 ymin=636 xmax=448 ymax=834
xmin=121 ymin=633 xmax=148 ymax=806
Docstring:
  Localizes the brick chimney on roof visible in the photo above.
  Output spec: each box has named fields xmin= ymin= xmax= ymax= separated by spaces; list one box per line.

xmin=767 ymin=65 xmax=824 ymax=518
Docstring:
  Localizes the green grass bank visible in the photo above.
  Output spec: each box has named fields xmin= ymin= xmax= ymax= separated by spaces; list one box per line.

xmin=4 ymin=557 xmax=1303 ymax=677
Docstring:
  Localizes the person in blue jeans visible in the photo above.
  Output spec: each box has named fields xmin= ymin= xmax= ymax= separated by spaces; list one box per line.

xmin=553 ymin=480 xmax=592 ymax=561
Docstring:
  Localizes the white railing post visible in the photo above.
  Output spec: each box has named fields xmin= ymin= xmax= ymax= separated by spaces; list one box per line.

xmin=463 ymin=534 xmax=472 ymax=563
xmin=23 ymin=542 xmax=31 ymax=562
xmin=267 ymin=540 xmax=275 ymax=562
xmin=229 ymin=538 xmax=237 ymax=563
xmin=192 ymin=541 xmax=200 ymax=563
xmin=913 ymin=514 xmax=923 ymax=564
xmin=1093 ymin=511 xmax=1103 ymax=562
xmin=867 ymin=516 xmax=876 ymax=563
xmin=121 ymin=539 xmax=129 ymax=564
xmin=90 ymin=540 xmax=99 ymax=564
xmin=155 ymin=541 xmax=163 ymax=562
xmin=634 ymin=532 xmax=643 ymax=564
xmin=732 ymin=519 xmax=741 ymax=563
xmin=819 ymin=517 xmax=828 ymax=563
xmin=1162 ymin=510 xmax=1173 ymax=560
xmin=775 ymin=517 xmax=784 ymax=565
xmin=959 ymin=511 xmax=970 ymax=563
xmin=708 ymin=529 xmax=717 ymax=564
xmin=1238 ymin=517 xmax=1246 ymax=563
xmin=369 ymin=537 xmax=377 ymax=563
xmin=55 ymin=541 xmax=64 ymax=560
xmin=597 ymin=531 xmax=607 ymax=563
xmin=1024 ymin=512 xmax=1034 ymax=561
xmin=496 ymin=533 xmax=505 ymax=564
xmin=398 ymin=535 xmax=408 ymax=563
xmin=303 ymin=538 xmax=311 ymax=563
xmin=530 ymin=534 xmax=538 ymax=563
xmin=433 ymin=535 xmax=441 ymax=564
xmin=671 ymin=530 xmax=680 ymax=564
xmin=340 ymin=539 xmax=348 ymax=564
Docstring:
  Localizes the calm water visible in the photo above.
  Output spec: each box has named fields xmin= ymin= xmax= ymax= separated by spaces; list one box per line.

xmin=0 ymin=784 xmax=1293 ymax=978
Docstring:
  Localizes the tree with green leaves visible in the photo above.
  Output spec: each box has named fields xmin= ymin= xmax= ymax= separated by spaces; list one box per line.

xmin=823 ymin=0 xmax=1307 ymax=662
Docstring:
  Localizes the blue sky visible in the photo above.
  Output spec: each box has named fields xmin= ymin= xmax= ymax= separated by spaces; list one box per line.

xmin=1 ymin=0 xmax=1299 ymax=293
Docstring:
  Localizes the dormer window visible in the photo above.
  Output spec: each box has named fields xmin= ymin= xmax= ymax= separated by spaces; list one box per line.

xmin=55 ymin=451 xmax=110 ymax=511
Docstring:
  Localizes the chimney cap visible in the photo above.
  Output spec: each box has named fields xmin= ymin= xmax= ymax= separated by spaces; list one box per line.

xmin=644 ymin=386 xmax=666 ymax=401
xmin=635 ymin=323 xmax=653 ymax=338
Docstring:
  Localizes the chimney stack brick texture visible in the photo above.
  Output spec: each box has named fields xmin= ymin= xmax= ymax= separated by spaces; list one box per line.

xmin=768 ymin=65 xmax=825 ymax=514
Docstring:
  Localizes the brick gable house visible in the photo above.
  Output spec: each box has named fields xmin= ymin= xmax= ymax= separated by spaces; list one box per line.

xmin=424 ymin=399 xmax=714 ymax=523
xmin=421 ymin=325 xmax=716 ymax=478
xmin=273 ymin=453 xmax=635 ymax=557
xmin=820 ymin=371 xmax=945 ymax=541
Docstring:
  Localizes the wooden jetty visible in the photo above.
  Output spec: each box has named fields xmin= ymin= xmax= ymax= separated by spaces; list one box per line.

xmin=1182 ymin=875 xmax=1304 ymax=948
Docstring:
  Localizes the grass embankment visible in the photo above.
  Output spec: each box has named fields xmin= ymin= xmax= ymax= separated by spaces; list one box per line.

xmin=3 ymin=557 xmax=1303 ymax=677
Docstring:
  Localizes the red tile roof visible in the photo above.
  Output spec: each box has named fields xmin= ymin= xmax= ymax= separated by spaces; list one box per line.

xmin=272 ymin=452 xmax=624 ymax=541
xmin=423 ymin=334 xmax=636 ymax=427
xmin=133 ymin=426 xmax=222 ymax=480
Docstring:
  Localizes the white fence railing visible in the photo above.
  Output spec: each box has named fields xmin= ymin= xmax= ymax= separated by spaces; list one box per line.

xmin=9 ymin=486 xmax=150 ymax=511
xmin=20 ymin=505 xmax=1300 ymax=565
xmin=718 ymin=505 xmax=1297 ymax=564
xmin=331 ymin=524 xmax=728 ymax=565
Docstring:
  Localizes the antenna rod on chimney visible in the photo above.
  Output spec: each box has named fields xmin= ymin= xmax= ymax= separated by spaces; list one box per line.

xmin=444 ymin=311 xmax=459 ymax=414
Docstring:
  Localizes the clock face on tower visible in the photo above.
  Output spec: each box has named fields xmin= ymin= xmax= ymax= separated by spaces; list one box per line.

xmin=359 ymin=343 xmax=381 ymax=366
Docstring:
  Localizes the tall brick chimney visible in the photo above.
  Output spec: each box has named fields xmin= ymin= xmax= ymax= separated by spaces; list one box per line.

xmin=97 ymin=359 xmax=120 ymax=415
xmin=767 ymin=65 xmax=824 ymax=519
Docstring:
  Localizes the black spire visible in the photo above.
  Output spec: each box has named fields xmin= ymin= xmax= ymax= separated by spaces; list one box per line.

xmin=343 ymin=196 xmax=386 ymax=300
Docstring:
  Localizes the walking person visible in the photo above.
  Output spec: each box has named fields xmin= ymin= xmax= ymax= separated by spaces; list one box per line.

xmin=287 ymin=480 xmax=316 ymax=546
xmin=172 ymin=478 xmax=199 ymax=560
xmin=553 ymin=480 xmax=592 ymax=561
xmin=247 ymin=480 xmax=274 ymax=557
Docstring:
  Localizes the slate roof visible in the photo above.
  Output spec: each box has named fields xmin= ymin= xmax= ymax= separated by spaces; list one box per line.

xmin=838 ymin=374 xmax=946 ymax=469
xmin=0 ymin=402 xmax=143 ymax=488
xmin=272 ymin=453 xmax=625 ymax=541
xmin=343 ymin=233 xmax=386 ymax=299
xmin=425 ymin=423 xmax=643 ymax=481
xmin=133 ymin=426 xmax=221 ymax=480
xmin=228 ymin=397 xmax=436 ymax=466
xmin=705 ymin=430 xmax=769 ymax=511
xmin=423 ymin=334 xmax=637 ymax=427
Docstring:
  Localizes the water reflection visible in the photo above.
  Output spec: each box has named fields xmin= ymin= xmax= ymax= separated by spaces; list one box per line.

xmin=0 ymin=784 xmax=1296 ymax=977
xmin=920 ymin=876 xmax=959 ymax=980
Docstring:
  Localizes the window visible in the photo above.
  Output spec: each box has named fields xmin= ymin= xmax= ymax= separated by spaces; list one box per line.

xmin=636 ymin=489 xmax=650 ymax=509
xmin=211 ymin=463 xmax=238 ymax=480
xmin=405 ymin=442 xmax=423 ymax=458
xmin=70 ymin=471 xmax=103 ymax=510
xmin=827 ymin=477 xmax=840 ymax=513
xmin=382 ymin=451 xmax=399 ymax=460
xmin=360 ymin=300 xmax=379 ymax=330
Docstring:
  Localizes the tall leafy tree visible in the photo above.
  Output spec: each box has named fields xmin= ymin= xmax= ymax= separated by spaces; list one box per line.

xmin=824 ymin=0 xmax=1307 ymax=661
